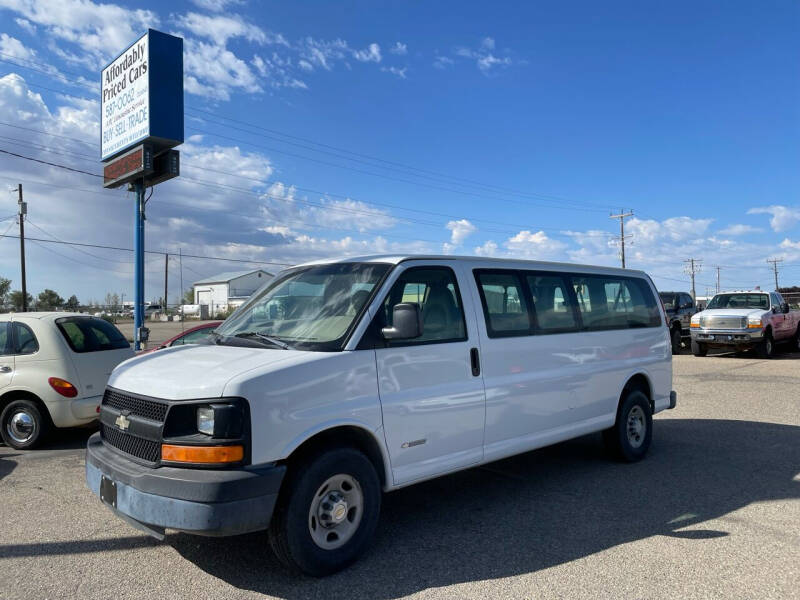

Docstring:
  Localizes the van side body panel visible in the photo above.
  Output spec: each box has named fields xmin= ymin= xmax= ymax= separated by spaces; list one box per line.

xmin=222 ymin=350 xmax=384 ymax=469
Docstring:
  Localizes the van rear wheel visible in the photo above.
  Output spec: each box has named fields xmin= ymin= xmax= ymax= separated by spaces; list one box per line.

xmin=268 ymin=447 xmax=381 ymax=577
xmin=603 ymin=390 xmax=652 ymax=462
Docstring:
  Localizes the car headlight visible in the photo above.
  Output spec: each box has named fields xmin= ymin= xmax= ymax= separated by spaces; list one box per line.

xmin=197 ymin=406 xmax=215 ymax=435
xmin=690 ymin=316 xmax=701 ymax=328
xmin=747 ymin=317 xmax=763 ymax=329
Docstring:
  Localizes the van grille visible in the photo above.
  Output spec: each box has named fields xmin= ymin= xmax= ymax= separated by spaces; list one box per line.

xmin=100 ymin=388 xmax=168 ymax=465
xmin=103 ymin=389 xmax=168 ymax=422
xmin=100 ymin=423 xmax=161 ymax=463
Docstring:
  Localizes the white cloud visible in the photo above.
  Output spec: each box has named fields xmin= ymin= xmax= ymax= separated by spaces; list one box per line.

xmin=0 ymin=33 xmax=36 ymax=61
xmin=183 ymin=39 xmax=263 ymax=100
xmin=451 ymin=37 xmax=517 ymax=73
xmin=177 ymin=12 xmax=269 ymax=46
xmin=189 ymin=0 xmax=244 ymax=12
xmin=389 ymin=42 xmax=407 ymax=55
xmin=474 ymin=240 xmax=499 ymax=256
xmin=505 ymin=230 xmax=567 ymax=259
xmin=779 ymin=239 xmax=800 ymax=250
xmin=352 ymin=42 xmax=382 ymax=63
xmin=747 ymin=205 xmax=800 ymax=232
xmin=718 ymin=224 xmax=763 ymax=236
xmin=381 ymin=66 xmax=407 ymax=79
xmin=14 ymin=17 xmax=36 ymax=34
xmin=0 ymin=0 xmax=158 ymax=67
xmin=433 ymin=55 xmax=454 ymax=69
xmin=446 ymin=219 xmax=477 ymax=245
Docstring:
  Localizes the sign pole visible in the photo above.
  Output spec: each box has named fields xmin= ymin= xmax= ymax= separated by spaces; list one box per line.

xmin=134 ymin=179 xmax=145 ymax=351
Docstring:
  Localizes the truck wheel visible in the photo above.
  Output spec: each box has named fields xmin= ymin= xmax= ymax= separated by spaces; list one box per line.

xmin=756 ymin=331 xmax=774 ymax=359
xmin=691 ymin=340 xmax=707 ymax=357
xmin=603 ymin=390 xmax=653 ymax=462
xmin=0 ymin=399 xmax=49 ymax=449
xmin=670 ymin=327 xmax=682 ymax=354
xmin=269 ymin=447 xmax=381 ymax=577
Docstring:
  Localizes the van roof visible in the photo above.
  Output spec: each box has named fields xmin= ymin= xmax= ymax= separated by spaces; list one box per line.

xmin=294 ymin=254 xmax=649 ymax=277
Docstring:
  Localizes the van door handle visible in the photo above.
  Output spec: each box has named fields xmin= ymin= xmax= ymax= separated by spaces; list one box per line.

xmin=470 ymin=347 xmax=481 ymax=377
xmin=0 ymin=366 xmax=11 ymax=373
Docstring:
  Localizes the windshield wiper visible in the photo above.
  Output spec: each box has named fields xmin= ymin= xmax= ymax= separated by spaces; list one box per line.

xmin=233 ymin=331 xmax=291 ymax=349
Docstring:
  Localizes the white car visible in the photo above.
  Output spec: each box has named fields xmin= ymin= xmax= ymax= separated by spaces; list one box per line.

xmin=86 ymin=255 xmax=675 ymax=575
xmin=0 ymin=313 xmax=134 ymax=449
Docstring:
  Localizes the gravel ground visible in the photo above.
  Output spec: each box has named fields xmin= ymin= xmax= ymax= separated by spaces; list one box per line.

xmin=0 ymin=352 xmax=798 ymax=600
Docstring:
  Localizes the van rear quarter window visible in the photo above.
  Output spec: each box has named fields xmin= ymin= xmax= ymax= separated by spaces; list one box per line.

xmin=572 ymin=275 xmax=660 ymax=330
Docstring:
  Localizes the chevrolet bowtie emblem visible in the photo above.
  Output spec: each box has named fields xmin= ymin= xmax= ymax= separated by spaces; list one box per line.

xmin=115 ymin=414 xmax=130 ymax=431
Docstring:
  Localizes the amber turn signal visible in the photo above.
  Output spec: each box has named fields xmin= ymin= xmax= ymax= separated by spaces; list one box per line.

xmin=161 ymin=444 xmax=244 ymax=464
xmin=48 ymin=377 xmax=78 ymax=398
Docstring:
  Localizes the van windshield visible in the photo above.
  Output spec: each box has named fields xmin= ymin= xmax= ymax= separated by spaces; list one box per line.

xmin=216 ymin=262 xmax=391 ymax=351
xmin=706 ymin=293 xmax=769 ymax=310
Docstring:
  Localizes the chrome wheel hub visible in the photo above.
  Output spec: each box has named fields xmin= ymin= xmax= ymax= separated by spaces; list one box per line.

xmin=308 ymin=474 xmax=363 ymax=550
xmin=7 ymin=410 xmax=35 ymax=444
xmin=626 ymin=405 xmax=646 ymax=449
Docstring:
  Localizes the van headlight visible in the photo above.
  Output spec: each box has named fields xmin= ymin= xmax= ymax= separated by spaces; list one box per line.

xmin=197 ymin=406 xmax=215 ymax=435
xmin=194 ymin=403 xmax=245 ymax=437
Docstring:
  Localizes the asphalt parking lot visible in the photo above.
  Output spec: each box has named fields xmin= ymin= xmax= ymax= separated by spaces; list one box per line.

xmin=114 ymin=319 xmax=220 ymax=347
xmin=1 ymin=352 xmax=798 ymax=600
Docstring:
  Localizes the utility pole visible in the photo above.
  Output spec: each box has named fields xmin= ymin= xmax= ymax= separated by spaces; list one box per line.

xmin=767 ymin=258 xmax=783 ymax=291
xmin=609 ymin=209 xmax=634 ymax=268
xmin=715 ymin=266 xmax=721 ymax=294
xmin=133 ymin=179 xmax=146 ymax=351
xmin=164 ymin=253 xmax=169 ymax=313
xmin=16 ymin=184 xmax=27 ymax=311
xmin=684 ymin=258 xmax=702 ymax=301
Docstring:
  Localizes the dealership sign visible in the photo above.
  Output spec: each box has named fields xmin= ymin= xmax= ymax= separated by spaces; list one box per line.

xmin=101 ymin=29 xmax=184 ymax=161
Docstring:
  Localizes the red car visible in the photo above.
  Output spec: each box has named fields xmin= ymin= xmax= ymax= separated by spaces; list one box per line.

xmin=140 ymin=321 xmax=222 ymax=354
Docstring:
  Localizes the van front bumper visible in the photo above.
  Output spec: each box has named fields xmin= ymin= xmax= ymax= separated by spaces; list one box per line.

xmin=85 ymin=432 xmax=285 ymax=538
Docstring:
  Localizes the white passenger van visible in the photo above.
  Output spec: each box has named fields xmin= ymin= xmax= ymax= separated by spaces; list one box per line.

xmin=86 ymin=255 xmax=675 ymax=575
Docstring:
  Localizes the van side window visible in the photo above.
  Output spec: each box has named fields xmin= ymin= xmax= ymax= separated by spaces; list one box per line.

xmin=475 ymin=271 xmax=531 ymax=337
xmin=526 ymin=274 xmax=578 ymax=333
xmin=12 ymin=322 xmax=39 ymax=355
xmin=571 ymin=275 xmax=660 ymax=330
xmin=383 ymin=267 xmax=467 ymax=344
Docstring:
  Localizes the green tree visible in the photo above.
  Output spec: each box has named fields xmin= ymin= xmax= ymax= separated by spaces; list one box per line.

xmin=182 ymin=288 xmax=195 ymax=305
xmin=0 ymin=277 xmax=10 ymax=310
xmin=37 ymin=289 xmax=64 ymax=311
xmin=65 ymin=295 xmax=80 ymax=311
xmin=9 ymin=290 xmax=33 ymax=312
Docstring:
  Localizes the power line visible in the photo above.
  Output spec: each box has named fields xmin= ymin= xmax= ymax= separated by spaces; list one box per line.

xmin=1 ymin=54 xmax=619 ymax=212
xmin=0 ymin=148 xmax=102 ymax=177
xmin=0 ymin=233 xmax=291 ymax=267
xmin=683 ymin=258 xmax=703 ymax=300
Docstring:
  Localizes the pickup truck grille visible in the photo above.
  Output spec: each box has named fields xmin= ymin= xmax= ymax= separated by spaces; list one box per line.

xmin=700 ymin=316 xmax=747 ymax=329
xmin=100 ymin=388 xmax=168 ymax=465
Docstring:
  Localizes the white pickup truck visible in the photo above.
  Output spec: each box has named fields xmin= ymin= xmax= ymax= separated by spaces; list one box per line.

xmin=690 ymin=290 xmax=800 ymax=358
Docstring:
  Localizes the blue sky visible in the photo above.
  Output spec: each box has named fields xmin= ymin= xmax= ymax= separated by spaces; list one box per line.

xmin=0 ymin=0 xmax=798 ymax=303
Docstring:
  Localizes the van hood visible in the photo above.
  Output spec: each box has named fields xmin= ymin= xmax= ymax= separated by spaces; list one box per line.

xmin=108 ymin=344 xmax=308 ymax=400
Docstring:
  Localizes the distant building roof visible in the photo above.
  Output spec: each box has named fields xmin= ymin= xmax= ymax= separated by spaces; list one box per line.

xmin=193 ymin=269 xmax=273 ymax=286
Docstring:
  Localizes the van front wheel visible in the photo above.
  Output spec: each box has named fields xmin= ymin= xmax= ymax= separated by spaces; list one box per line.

xmin=269 ymin=447 xmax=381 ymax=577
xmin=603 ymin=390 xmax=653 ymax=462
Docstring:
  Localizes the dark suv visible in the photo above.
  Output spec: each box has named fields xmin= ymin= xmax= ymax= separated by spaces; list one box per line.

xmin=659 ymin=291 xmax=698 ymax=354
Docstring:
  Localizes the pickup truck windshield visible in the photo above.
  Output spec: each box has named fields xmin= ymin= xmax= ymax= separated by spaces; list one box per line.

xmin=706 ymin=293 xmax=769 ymax=310
xmin=216 ymin=262 xmax=391 ymax=351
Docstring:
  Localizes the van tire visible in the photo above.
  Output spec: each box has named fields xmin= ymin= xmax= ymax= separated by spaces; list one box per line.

xmin=670 ymin=327 xmax=682 ymax=354
xmin=691 ymin=340 xmax=707 ymax=357
xmin=755 ymin=331 xmax=774 ymax=359
xmin=268 ymin=447 xmax=381 ymax=577
xmin=0 ymin=399 xmax=49 ymax=449
xmin=603 ymin=390 xmax=652 ymax=462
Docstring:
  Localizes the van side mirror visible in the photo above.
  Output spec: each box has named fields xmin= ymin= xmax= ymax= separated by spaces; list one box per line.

xmin=381 ymin=303 xmax=423 ymax=340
